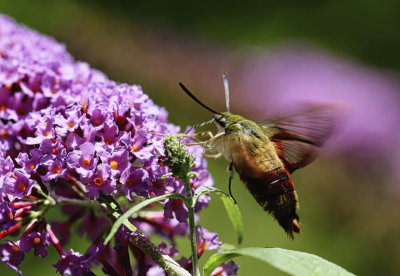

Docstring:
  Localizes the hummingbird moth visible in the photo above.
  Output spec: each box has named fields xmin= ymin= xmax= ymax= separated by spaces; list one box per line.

xmin=179 ymin=75 xmax=335 ymax=238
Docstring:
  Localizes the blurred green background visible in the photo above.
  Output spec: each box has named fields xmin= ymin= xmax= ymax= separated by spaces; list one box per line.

xmin=1 ymin=0 xmax=400 ymax=275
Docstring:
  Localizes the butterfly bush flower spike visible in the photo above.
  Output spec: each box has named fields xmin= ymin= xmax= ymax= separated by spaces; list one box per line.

xmin=0 ymin=14 xmax=237 ymax=275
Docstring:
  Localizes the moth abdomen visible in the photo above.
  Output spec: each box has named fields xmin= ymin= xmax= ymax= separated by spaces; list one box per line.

xmin=238 ymin=167 xmax=301 ymax=238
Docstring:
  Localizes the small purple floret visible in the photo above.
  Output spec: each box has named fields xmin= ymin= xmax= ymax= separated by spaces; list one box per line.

xmin=53 ymin=249 xmax=92 ymax=276
xmin=3 ymin=170 xmax=35 ymax=201
xmin=0 ymin=241 xmax=25 ymax=275
xmin=20 ymin=231 xmax=51 ymax=257
xmin=0 ymin=201 xmax=16 ymax=231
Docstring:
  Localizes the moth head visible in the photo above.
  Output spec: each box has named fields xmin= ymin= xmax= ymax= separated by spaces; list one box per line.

xmin=213 ymin=112 xmax=246 ymax=133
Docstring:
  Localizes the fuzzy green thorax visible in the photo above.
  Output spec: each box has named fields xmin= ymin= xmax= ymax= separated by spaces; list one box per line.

xmin=214 ymin=112 xmax=265 ymax=138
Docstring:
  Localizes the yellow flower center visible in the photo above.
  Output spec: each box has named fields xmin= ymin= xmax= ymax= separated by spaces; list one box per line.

xmin=93 ymin=120 xmax=102 ymax=126
xmin=28 ymin=162 xmax=35 ymax=170
xmin=132 ymin=145 xmax=139 ymax=152
xmin=52 ymin=148 xmax=60 ymax=155
xmin=11 ymin=244 xmax=19 ymax=252
xmin=17 ymin=183 xmax=26 ymax=192
xmin=43 ymin=131 xmax=50 ymax=137
xmin=0 ymin=130 xmax=7 ymax=138
xmin=105 ymin=138 xmax=113 ymax=145
xmin=33 ymin=237 xmax=41 ymax=244
xmin=53 ymin=165 xmax=61 ymax=174
xmin=94 ymin=177 xmax=103 ymax=186
xmin=110 ymin=161 xmax=118 ymax=170
xmin=68 ymin=122 xmax=75 ymax=128
xmin=8 ymin=212 xmax=13 ymax=220
xmin=126 ymin=177 xmax=134 ymax=187
xmin=200 ymin=242 xmax=209 ymax=252
xmin=82 ymin=159 xmax=91 ymax=167
xmin=81 ymin=101 xmax=87 ymax=113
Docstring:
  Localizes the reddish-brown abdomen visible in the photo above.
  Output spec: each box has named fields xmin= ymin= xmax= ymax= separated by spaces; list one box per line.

xmin=236 ymin=166 xmax=301 ymax=238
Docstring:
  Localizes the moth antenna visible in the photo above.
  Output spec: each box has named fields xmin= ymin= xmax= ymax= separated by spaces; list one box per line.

xmin=184 ymin=118 xmax=215 ymax=136
xmin=184 ymin=126 xmax=194 ymax=135
xmin=222 ymin=73 xmax=230 ymax=113
xmin=179 ymin=82 xmax=222 ymax=115
xmin=193 ymin=118 xmax=215 ymax=129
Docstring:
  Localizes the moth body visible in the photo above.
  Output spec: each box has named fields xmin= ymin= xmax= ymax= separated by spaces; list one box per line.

xmin=178 ymin=80 xmax=334 ymax=238
xmin=207 ymin=112 xmax=301 ymax=238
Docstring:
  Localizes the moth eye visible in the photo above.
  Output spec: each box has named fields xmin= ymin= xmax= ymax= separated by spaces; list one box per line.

xmin=214 ymin=115 xmax=226 ymax=127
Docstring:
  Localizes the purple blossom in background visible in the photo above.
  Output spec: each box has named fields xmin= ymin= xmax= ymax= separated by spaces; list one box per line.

xmin=0 ymin=241 xmax=25 ymax=275
xmin=53 ymin=249 xmax=92 ymax=276
xmin=0 ymin=14 xmax=233 ymax=275
xmin=3 ymin=170 xmax=35 ymax=201
xmin=241 ymin=45 xmax=400 ymax=179
xmin=66 ymin=142 xmax=98 ymax=177
xmin=81 ymin=163 xmax=115 ymax=200
xmin=0 ymin=202 xmax=16 ymax=231
xmin=120 ymin=165 xmax=150 ymax=199
xmin=0 ymin=156 xmax=14 ymax=182
xmin=15 ymin=149 xmax=42 ymax=174
xmin=211 ymin=261 xmax=239 ymax=276
xmin=97 ymin=146 xmax=130 ymax=177
xmin=78 ymin=212 xmax=109 ymax=242
xmin=196 ymin=226 xmax=223 ymax=254
xmin=19 ymin=231 xmax=50 ymax=257
xmin=164 ymin=196 xmax=189 ymax=222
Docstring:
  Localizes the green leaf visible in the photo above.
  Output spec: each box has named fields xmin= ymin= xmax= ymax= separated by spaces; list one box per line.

xmin=160 ymin=172 xmax=173 ymax=180
xmin=98 ymin=194 xmax=140 ymax=234
xmin=187 ymin=171 xmax=199 ymax=179
xmin=218 ymin=243 xmax=237 ymax=251
xmin=104 ymin=193 xmax=186 ymax=245
xmin=193 ymin=186 xmax=243 ymax=244
xmin=203 ymin=247 xmax=355 ymax=276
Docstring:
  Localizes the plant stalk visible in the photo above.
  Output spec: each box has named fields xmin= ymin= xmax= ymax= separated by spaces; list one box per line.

xmin=183 ymin=177 xmax=201 ymax=276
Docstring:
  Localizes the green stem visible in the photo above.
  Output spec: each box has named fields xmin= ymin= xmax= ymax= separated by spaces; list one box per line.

xmin=162 ymin=135 xmax=201 ymax=276
xmin=183 ymin=177 xmax=200 ymax=276
xmin=99 ymin=194 xmax=191 ymax=276
xmin=130 ymin=233 xmax=191 ymax=276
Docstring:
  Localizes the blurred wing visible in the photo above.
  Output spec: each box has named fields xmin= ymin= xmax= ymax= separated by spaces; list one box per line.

xmin=259 ymin=106 xmax=336 ymax=172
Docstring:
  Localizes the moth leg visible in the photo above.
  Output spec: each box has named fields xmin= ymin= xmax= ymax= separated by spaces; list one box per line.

xmin=176 ymin=131 xmax=216 ymax=147
xmin=184 ymin=142 xmax=205 ymax=146
xmin=197 ymin=131 xmax=214 ymax=139
xmin=148 ymin=131 xmax=166 ymax=137
xmin=228 ymin=162 xmax=237 ymax=204
xmin=185 ymin=131 xmax=214 ymax=141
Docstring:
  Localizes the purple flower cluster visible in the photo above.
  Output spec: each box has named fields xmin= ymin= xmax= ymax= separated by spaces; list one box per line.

xmin=0 ymin=14 xmax=236 ymax=275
